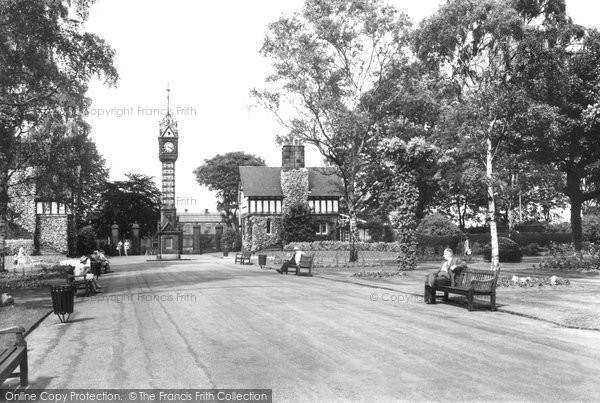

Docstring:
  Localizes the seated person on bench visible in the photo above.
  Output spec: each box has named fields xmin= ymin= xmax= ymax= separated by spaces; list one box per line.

xmin=74 ymin=256 xmax=102 ymax=293
xmin=276 ymin=246 xmax=305 ymax=274
xmin=424 ymin=248 xmax=466 ymax=304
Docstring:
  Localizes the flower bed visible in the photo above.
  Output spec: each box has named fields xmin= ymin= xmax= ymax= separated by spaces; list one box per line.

xmin=352 ymin=270 xmax=407 ymax=278
xmin=0 ymin=265 xmax=71 ymax=290
xmin=533 ymin=243 xmax=600 ymax=272
xmin=497 ymin=275 xmax=570 ymax=288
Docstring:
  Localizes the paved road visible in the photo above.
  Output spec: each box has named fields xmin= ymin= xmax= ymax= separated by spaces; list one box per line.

xmin=14 ymin=255 xmax=600 ymax=401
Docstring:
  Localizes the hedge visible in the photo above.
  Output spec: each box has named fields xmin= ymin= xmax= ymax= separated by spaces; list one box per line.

xmin=465 ymin=232 xmax=572 ymax=247
xmin=284 ymin=241 xmax=401 ymax=252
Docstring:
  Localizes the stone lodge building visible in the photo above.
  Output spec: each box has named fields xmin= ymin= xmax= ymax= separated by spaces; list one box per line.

xmin=238 ymin=144 xmax=343 ymax=251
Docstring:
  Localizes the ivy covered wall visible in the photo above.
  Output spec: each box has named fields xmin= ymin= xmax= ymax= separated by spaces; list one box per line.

xmin=281 ymin=168 xmax=309 ymax=212
xmin=36 ymin=216 xmax=69 ymax=254
xmin=248 ymin=216 xmax=283 ymax=251
xmin=7 ymin=170 xmax=36 ymax=237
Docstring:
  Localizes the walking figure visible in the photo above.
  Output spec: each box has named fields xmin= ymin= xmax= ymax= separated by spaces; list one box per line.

xmin=117 ymin=240 xmax=123 ymax=256
xmin=124 ymin=240 xmax=130 ymax=256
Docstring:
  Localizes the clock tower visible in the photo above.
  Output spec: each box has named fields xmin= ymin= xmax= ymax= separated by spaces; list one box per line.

xmin=157 ymin=87 xmax=182 ymax=259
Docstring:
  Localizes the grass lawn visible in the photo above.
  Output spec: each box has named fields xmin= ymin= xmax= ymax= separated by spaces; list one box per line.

xmin=0 ymin=277 xmax=65 ymax=350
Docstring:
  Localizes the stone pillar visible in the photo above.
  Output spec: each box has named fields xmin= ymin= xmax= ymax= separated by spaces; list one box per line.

xmin=193 ymin=225 xmax=202 ymax=254
xmin=111 ymin=223 xmax=119 ymax=255
xmin=131 ymin=223 xmax=140 ymax=255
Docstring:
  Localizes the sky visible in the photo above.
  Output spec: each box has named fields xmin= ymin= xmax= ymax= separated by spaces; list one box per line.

xmin=83 ymin=0 xmax=600 ymax=213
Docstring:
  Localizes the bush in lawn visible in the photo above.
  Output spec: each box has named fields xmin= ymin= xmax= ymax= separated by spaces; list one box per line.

xmin=482 ymin=237 xmax=523 ymax=263
xmin=220 ymin=228 xmax=238 ymax=252
xmin=76 ymin=226 xmax=97 ymax=255
xmin=416 ymin=214 xmax=462 ymax=237
xmin=522 ymin=243 xmax=541 ymax=256
xmin=281 ymin=202 xmax=315 ymax=243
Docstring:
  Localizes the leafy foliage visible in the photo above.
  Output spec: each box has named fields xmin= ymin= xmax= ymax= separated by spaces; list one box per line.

xmin=193 ymin=152 xmax=265 ymax=230
xmin=92 ymin=174 xmax=160 ymax=239
xmin=535 ymin=243 xmax=600 ymax=272
xmin=0 ymin=0 xmax=117 ymax=251
xmin=221 ymin=228 xmax=237 ymax=252
xmin=416 ymin=214 xmax=462 ymax=237
xmin=76 ymin=225 xmax=97 ymax=255
xmin=281 ymin=202 xmax=315 ymax=244
xmin=483 ymin=237 xmax=523 ymax=263
xmin=255 ymin=0 xmax=412 ymax=261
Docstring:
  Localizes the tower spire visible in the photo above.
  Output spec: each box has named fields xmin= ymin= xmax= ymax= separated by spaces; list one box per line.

xmin=166 ymin=83 xmax=171 ymax=115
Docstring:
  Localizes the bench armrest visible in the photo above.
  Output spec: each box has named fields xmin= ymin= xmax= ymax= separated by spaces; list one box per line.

xmin=0 ymin=326 xmax=26 ymax=347
xmin=0 ymin=326 xmax=25 ymax=336
xmin=469 ymin=278 xmax=496 ymax=292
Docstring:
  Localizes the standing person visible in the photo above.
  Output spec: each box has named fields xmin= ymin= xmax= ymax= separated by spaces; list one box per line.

xmin=117 ymin=240 xmax=123 ymax=256
xmin=276 ymin=246 xmax=305 ymax=274
xmin=124 ymin=240 xmax=130 ymax=256
xmin=424 ymin=248 xmax=467 ymax=304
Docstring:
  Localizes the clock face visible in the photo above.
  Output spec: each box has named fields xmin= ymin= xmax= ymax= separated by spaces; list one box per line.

xmin=163 ymin=142 xmax=175 ymax=153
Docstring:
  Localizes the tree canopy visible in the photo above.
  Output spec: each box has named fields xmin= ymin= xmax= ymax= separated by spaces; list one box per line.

xmin=91 ymin=174 xmax=161 ymax=239
xmin=0 ymin=0 xmax=117 ymax=249
xmin=193 ymin=152 xmax=265 ymax=230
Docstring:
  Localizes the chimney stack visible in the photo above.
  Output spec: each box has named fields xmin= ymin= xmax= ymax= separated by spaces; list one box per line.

xmin=282 ymin=144 xmax=305 ymax=170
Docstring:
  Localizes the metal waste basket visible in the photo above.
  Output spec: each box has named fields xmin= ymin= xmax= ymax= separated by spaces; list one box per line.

xmin=51 ymin=285 xmax=75 ymax=323
xmin=258 ymin=254 xmax=267 ymax=268
xmin=90 ymin=260 xmax=102 ymax=278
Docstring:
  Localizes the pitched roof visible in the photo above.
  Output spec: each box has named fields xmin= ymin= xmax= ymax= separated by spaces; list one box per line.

xmin=239 ymin=166 xmax=342 ymax=197
xmin=178 ymin=212 xmax=223 ymax=223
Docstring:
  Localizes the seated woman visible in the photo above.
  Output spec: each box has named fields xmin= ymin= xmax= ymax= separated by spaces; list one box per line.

xmin=74 ymin=256 xmax=102 ymax=293
xmin=424 ymin=248 xmax=467 ymax=304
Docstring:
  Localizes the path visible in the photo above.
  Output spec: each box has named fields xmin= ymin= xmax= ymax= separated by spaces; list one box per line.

xmin=6 ymin=255 xmax=600 ymax=401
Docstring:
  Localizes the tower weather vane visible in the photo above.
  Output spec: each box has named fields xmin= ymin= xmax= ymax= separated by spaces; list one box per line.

xmin=166 ymin=83 xmax=170 ymax=114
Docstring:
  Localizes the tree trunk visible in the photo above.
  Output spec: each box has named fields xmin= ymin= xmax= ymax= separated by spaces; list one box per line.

xmin=486 ymin=136 xmax=499 ymax=271
xmin=0 ymin=170 xmax=8 ymax=272
xmin=566 ymin=169 xmax=584 ymax=251
xmin=569 ymin=194 xmax=583 ymax=251
xmin=348 ymin=206 xmax=358 ymax=262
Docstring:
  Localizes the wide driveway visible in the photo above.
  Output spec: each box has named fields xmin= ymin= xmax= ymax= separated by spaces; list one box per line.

xmin=18 ymin=255 xmax=600 ymax=401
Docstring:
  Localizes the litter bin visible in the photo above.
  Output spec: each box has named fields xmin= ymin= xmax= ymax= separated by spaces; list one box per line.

xmin=90 ymin=260 xmax=102 ymax=278
xmin=258 ymin=254 xmax=267 ymax=268
xmin=51 ymin=285 xmax=75 ymax=323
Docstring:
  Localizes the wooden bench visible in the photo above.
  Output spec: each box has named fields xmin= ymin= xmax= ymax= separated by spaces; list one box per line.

xmin=66 ymin=267 xmax=93 ymax=296
xmin=0 ymin=326 xmax=28 ymax=387
xmin=235 ymin=251 xmax=252 ymax=265
xmin=433 ymin=268 xmax=500 ymax=311
xmin=287 ymin=255 xmax=314 ymax=276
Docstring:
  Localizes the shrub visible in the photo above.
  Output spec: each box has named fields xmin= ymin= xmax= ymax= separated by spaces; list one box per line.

xmin=482 ymin=237 xmax=523 ymax=263
xmin=582 ymin=214 xmax=600 ymax=243
xmin=416 ymin=214 xmax=462 ymax=237
xmin=415 ymin=234 xmax=462 ymax=257
xmin=281 ymin=202 xmax=315 ymax=243
xmin=465 ymin=232 xmax=572 ymax=247
xmin=366 ymin=219 xmax=395 ymax=242
xmin=76 ymin=226 xmax=97 ymax=255
xmin=535 ymin=243 xmax=600 ymax=272
xmin=220 ymin=228 xmax=238 ymax=252
xmin=522 ymin=243 xmax=541 ymax=256
xmin=4 ymin=239 xmax=35 ymax=256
